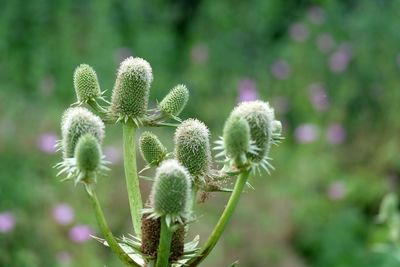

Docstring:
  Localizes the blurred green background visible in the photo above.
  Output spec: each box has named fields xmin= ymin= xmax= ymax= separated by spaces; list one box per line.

xmin=1 ymin=0 xmax=400 ymax=266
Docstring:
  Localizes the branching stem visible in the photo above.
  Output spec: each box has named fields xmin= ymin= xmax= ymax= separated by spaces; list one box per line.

xmin=187 ymin=170 xmax=250 ymax=266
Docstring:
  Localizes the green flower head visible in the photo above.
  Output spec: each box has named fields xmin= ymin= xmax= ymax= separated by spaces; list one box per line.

xmin=110 ymin=57 xmax=153 ymax=120
xmin=159 ymin=84 xmax=189 ymax=117
xmin=223 ymin=115 xmax=251 ymax=161
xmin=73 ymin=64 xmax=101 ymax=103
xmin=149 ymin=159 xmax=191 ymax=223
xmin=139 ymin=131 xmax=167 ymax=166
xmin=60 ymin=107 xmax=105 ymax=158
xmin=75 ymin=134 xmax=102 ymax=174
xmin=174 ymin=119 xmax=211 ymax=178
xmin=231 ymin=100 xmax=275 ymax=163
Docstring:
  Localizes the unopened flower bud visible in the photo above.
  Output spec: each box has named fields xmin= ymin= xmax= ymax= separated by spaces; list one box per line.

xmin=139 ymin=131 xmax=167 ymax=166
xmin=73 ymin=64 xmax=101 ymax=103
xmin=75 ymin=134 xmax=101 ymax=173
xmin=150 ymin=160 xmax=191 ymax=217
xmin=231 ymin=101 xmax=275 ymax=162
xmin=159 ymin=84 xmax=189 ymax=117
xmin=174 ymin=119 xmax=211 ymax=177
xmin=223 ymin=115 xmax=251 ymax=159
xmin=110 ymin=57 xmax=153 ymax=119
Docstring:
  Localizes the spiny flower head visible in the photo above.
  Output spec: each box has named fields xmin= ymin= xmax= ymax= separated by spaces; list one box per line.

xmin=174 ymin=119 xmax=211 ymax=178
xmin=56 ymin=133 xmax=109 ymax=185
xmin=159 ymin=84 xmax=189 ymax=117
xmin=139 ymin=131 xmax=167 ymax=166
xmin=148 ymin=159 xmax=191 ymax=224
xmin=222 ymin=115 xmax=251 ymax=162
xmin=73 ymin=64 xmax=101 ymax=103
xmin=75 ymin=134 xmax=102 ymax=174
xmin=231 ymin=100 xmax=275 ymax=163
xmin=60 ymin=107 xmax=105 ymax=158
xmin=110 ymin=57 xmax=153 ymax=121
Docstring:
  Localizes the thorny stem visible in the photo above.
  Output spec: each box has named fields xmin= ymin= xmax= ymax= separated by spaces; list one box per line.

xmin=156 ymin=216 xmax=173 ymax=267
xmin=123 ymin=122 xmax=143 ymax=237
xmin=187 ymin=170 xmax=250 ymax=267
xmin=85 ymin=184 xmax=140 ymax=267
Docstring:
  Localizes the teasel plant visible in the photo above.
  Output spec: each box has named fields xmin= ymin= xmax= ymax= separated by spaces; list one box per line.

xmin=55 ymin=56 xmax=283 ymax=266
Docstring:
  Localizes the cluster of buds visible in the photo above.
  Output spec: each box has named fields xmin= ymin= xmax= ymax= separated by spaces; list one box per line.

xmin=55 ymin=56 xmax=282 ymax=267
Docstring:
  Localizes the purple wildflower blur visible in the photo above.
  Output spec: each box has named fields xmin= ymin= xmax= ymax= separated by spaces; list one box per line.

xmin=289 ymin=22 xmax=309 ymax=42
xmin=271 ymin=60 xmax=291 ymax=80
xmin=307 ymin=6 xmax=326 ymax=25
xmin=0 ymin=212 xmax=16 ymax=233
xmin=37 ymin=133 xmax=58 ymax=154
xmin=237 ymin=78 xmax=258 ymax=102
xmin=329 ymin=43 xmax=352 ymax=73
xmin=69 ymin=224 xmax=93 ymax=243
xmin=309 ymin=83 xmax=329 ymax=112
xmin=316 ymin=33 xmax=335 ymax=53
xmin=295 ymin=124 xmax=319 ymax=143
xmin=104 ymin=145 xmax=122 ymax=164
xmin=327 ymin=181 xmax=346 ymax=201
xmin=327 ymin=123 xmax=346 ymax=145
xmin=53 ymin=203 xmax=75 ymax=225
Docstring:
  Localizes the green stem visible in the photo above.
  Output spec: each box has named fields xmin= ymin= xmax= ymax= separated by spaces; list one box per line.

xmin=156 ymin=216 xmax=173 ymax=267
xmin=123 ymin=122 xmax=143 ymax=237
xmin=85 ymin=185 xmax=139 ymax=267
xmin=187 ymin=170 xmax=250 ymax=267
xmin=191 ymin=185 xmax=198 ymax=209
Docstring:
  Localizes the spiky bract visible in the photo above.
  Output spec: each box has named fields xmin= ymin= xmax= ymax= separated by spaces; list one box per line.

xmin=73 ymin=64 xmax=101 ymax=103
xmin=223 ymin=115 xmax=251 ymax=160
xmin=231 ymin=101 xmax=275 ymax=163
xmin=149 ymin=160 xmax=191 ymax=223
xmin=61 ymin=107 xmax=105 ymax=158
xmin=110 ymin=57 xmax=153 ymax=120
xmin=75 ymin=134 xmax=101 ymax=173
xmin=159 ymin=84 xmax=189 ymax=117
xmin=139 ymin=131 xmax=167 ymax=166
xmin=272 ymin=120 xmax=282 ymax=136
xmin=174 ymin=119 xmax=211 ymax=178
